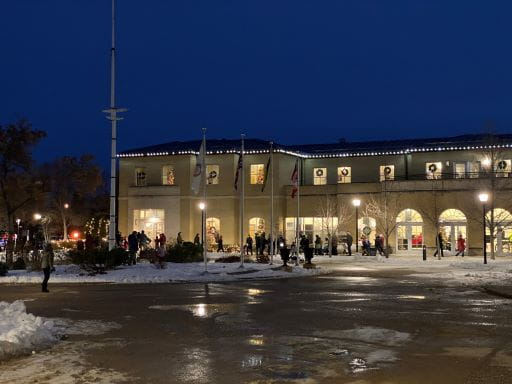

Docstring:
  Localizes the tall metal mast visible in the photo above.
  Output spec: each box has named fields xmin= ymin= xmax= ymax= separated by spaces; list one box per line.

xmin=104 ymin=0 xmax=127 ymax=250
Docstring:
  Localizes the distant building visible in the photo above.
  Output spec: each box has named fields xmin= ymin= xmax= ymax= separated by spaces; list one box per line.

xmin=118 ymin=134 xmax=512 ymax=256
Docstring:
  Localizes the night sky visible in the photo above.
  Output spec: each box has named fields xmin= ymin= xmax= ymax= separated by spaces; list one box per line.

xmin=2 ymin=1 xmax=512 ymax=168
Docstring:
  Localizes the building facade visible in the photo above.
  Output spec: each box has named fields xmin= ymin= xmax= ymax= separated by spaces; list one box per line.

xmin=118 ymin=134 xmax=512 ymax=256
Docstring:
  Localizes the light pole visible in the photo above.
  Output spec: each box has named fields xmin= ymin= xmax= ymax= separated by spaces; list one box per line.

xmin=352 ymin=198 xmax=361 ymax=253
xmin=198 ymin=202 xmax=206 ymax=245
xmin=198 ymin=202 xmax=207 ymax=272
xmin=15 ymin=218 xmax=21 ymax=251
xmin=478 ymin=193 xmax=489 ymax=264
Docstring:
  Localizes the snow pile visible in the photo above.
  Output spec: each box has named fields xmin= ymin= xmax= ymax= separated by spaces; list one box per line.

xmin=0 ymin=300 xmax=56 ymax=360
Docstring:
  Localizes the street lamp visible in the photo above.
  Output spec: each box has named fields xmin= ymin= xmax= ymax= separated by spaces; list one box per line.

xmin=198 ymin=202 xmax=206 ymax=245
xmin=64 ymin=203 xmax=70 ymax=209
xmin=33 ymin=213 xmax=42 ymax=221
xmin=478 ymin=193 xmax=489 ymax=264
xmin=352 ymin=198 xmax=361 ymax=253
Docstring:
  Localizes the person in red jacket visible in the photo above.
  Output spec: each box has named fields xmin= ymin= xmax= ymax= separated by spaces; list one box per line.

xmin=455 ymin=234 xmax=466 ymax=256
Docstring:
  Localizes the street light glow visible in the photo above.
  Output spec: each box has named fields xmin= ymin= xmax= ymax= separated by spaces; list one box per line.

xmin=64 ymin=203 xmax=70 ymax=209
xmin=198 ymin=202 xmax=206 ymax=210
xmin=33 ymin=213 xmax=42 ymax=220
xmin=478 ymin=193 xmax=489 ymax=203
xmin=352 ymin=198 xmax=361 ymax=207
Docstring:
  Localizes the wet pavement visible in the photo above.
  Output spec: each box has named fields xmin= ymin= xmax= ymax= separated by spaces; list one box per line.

xmin=1 ymin=264 xmax=512 ymax=383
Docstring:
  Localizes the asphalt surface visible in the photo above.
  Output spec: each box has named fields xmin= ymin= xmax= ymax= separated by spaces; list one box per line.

xmin=1 ymin=265 xmax=512 ymax=384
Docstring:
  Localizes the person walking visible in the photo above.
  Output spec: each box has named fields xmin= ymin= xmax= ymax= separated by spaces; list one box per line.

xmin=433 ymin=231 xmax=444 ymax=257
xmin=159 ymin=233 xmax=167 ymax=247
xmin=41 ymin=243 xmax=54 ymax=293
xmin=217 ymin=235 xmax=224 ymax=252
xmin=455 ymin=234 xmax=465 ymax=256
xmin=246 ymin=234 xmax=254 ymax=255
xmin=194 ymin=233 xmax=200 ymax=245
xmin=128 ymin=231 xmax=139 ymax=265
xmin=346 ymin=232 xmax=353 ymax=256
xmin=177 ymin=232 xmax=184 ymax=246
xmin=314 ymin=235 xmax=322 ymax=255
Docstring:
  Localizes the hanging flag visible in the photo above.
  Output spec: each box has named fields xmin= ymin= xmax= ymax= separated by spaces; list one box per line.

xmin=261 ymin=156 xmax=271 ymax=192
xmin=191 ymin=140 xmax=205 ymax=194
xmin=291 ymin=159 xmax=298 ymax=198
xmin=234 ymin=153 xmax=243 ymax=191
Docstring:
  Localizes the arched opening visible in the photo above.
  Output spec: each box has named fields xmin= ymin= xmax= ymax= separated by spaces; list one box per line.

xmin=485 ymin=208 xmax=512 ymax=255
xmin=396 ymin=209 xmax=423 ymax=253
xmin=206 ymin=217 xmax=220 ymax=245
xmin=249 ymin=217 xmax=265 ymax=237
xmin=439 ymin=209 xmax=467 ymax=254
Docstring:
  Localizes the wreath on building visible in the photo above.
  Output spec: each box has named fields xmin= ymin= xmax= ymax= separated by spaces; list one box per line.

xmin=341 ymin=168 xmax=349 ymax=176
xmin=316 ymin=169 xmax=324 ymax=177
xmin=428 ymin=163 xmax=437 ymax=173
xmin=497 ymin=160 xmax=508 ymax=170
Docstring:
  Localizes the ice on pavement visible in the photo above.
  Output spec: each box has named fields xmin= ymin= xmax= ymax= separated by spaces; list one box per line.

xmin=0 ymin=300 xmax=57 ymax=360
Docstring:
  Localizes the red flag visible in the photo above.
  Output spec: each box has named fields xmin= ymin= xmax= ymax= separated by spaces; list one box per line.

xmin=234 ymin=154 xmax=243 ymax=191
xmin=291 ymin=159 xmax=298 ymax=198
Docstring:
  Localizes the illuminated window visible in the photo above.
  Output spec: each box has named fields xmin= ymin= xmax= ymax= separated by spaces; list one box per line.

xmin=495 ymin=159 xmax=511 ymax=178
xmin=379 ymin=165 xmax=394 ymax=181
xmin=206 ymin=165 xmax=219 ymax=185
xmin=337 ymin=167 xmax=351 ymax=183
xmin=162 ymin=165 xmax=175 ymax=185
xmin=454 ymin=162 xmax=481 ymax=179
xmin=133 ymin=209 xmax=164 ymax=240
xmin=249 ymin=217 xmax=265 ymax=237
xmin=426 ymin=162 xmax=442 ymax=179
xmin=313 ymin=168 xmax=327 ymax=185
xmin=206 ymin=217 xmax=220 ymax=244
xmin=250 ymin=164 xmax=265 ymax=184
xmin=135 ymin=167 xmax=146 ymax=186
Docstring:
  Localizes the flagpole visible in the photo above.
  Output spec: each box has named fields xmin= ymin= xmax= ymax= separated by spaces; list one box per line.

xmin=295 ymin=158 xmax=300 ymax=266
xmin=240 ymin=134 xmax=245 ymax=268
xmin=269 ymin=142 xmax=274 ymax=264
xmin=202 ymin=128 xmax=207 ymax=272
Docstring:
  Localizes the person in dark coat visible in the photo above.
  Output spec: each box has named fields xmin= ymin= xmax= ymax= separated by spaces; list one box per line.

xmin=41 ymin=243 xmax=54 ymax=293
xmin=433 ymin=231 xmax=444 ymax=257
xmin=314 ymin=235 xmax=322 ymax=255
xmin=128 ymin=231 xmax=138 ymax=265
xmin=194 ymin=233 xmax=200 ymax=245
xmin=246 ymin=235 xmax=253 ymax=255
xmin=217 ymin=235 xmax=224 ymax=252
xmin=255 ymin=234 xmax=261 ymax=255
xmin=346 ymin=232 xmax=353 ymax=256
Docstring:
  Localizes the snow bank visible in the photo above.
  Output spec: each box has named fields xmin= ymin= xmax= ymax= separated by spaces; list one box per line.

xmin=0 ymin=301 xmax=57 ymax=360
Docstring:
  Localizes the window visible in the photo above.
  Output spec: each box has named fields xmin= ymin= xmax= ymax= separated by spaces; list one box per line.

xmin=135 ymin=167 xmax=146 ymax=186
xmin=249 ymin=217 xmax=265 ymax=237
xmin=250 ymin=164 xmax=265 ymax=184
xmin=495 ymin=159 xmax=511 ymax=178
xmin=454 ymin=162 xmax=481 ymax=179
xmin=206 ymin=217 xmax=220 ymax=244
xmin=426 ymin=162 xmax=442 ymax=179
xmin=379 ymin=165 xmax=394 ymax=181
xmin=313 ymin=168 xmax=327 ymax=185
xmin=285 ymin=217 xmax=338 ymax=245
xmin=206 ymin=165 xmax=219 ymax=185
xmin=162 ymin=165 xmax=175 ymax=185
xmin=133 ymin=209 xmax=164 ymax=240
xmin=337 ymin=167 xmax=351 ymax=183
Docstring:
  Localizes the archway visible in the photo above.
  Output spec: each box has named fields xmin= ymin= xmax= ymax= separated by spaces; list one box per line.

xmin=439 ymin=209 xmax=467 ymax=254
xmin=358 ymin=217 xmax=376 ymax=243
xmin=485 ymin=208 xmax=512 ymax=255
xmin=396 ymin=209 xmax=423 ymax=253
xmin=206 ymin=217 xmax=220 ymax=244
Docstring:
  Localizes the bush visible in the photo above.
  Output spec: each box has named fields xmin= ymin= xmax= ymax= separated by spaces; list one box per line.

xmin=166 ymin=242 xmax=203 ymax=263
xmin=67 ymin=247 xmax=128 ymax=269
xmin=0 ymin=262 xmax=8 ymax=276
xmin=12 ymin=257 xmax=26 ymax=270
xmin=214 ymin=255 xmax=240 ymax=263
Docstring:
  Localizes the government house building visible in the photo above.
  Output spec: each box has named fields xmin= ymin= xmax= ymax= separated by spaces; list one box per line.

xmin=118 ymin=133 xmax=512 ymax=256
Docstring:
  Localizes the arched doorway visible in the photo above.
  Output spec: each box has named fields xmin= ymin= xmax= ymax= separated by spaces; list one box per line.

xmin=206 ymin=217 xmax=220 ymax=244
xmin=485 ymin=208 xmax=512 ymax=255
xmin=358 ymin=217 xmax=376 ymax=243
xmin=439 ymin=209 xmax=467 ymax=254
xmin=396 ymin=209 xmax=423 ymax=253
xmin=249 ymin=217 xmax=265 ymax=237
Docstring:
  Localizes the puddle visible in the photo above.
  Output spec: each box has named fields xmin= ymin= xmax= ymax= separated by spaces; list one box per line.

xmin=149 ymin=303 xmax=236 ymax=318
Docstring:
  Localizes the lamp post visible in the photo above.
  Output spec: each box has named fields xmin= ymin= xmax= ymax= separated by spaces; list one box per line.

xmin=478 ymin=193 xmax=489 ymax=264
xmin=352 ymin=198 xmax=361 ymax=253
xmin=198 ymin=202 xmax=206 ymax=245
xmin=15 ymin=218 xmax=21 ymax=251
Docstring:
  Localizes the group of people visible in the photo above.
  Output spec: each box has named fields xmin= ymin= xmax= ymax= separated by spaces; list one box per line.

xmin=245 ymin=232 xmax=272 ymax=255
xmin=361 ymin=234 xmax=385 ymax=256
xmin=434 ymin=231 xmax=466 ymax=257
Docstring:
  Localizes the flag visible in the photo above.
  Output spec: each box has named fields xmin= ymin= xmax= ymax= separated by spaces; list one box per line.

xmin=261 ymin=156 xmax=271 ymax=192
xmin=191 ymin=140 xmax=205 ymax=194
xmin=234 ymin=154 xmax=243 ymax=191
xmin=291 ymin=159 xmax=298 ymax=198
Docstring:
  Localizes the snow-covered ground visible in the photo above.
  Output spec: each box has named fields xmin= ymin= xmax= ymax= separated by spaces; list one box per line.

xmin=0 ymin=260 xmax=326 ymax=284
xmin=314 ymin=254 xmax=512 ymax=286
xmin=0 ymin=300 xmax=57 ymax=360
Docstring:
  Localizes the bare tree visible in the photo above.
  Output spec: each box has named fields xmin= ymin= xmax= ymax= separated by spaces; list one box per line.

xmin=416 ymin=182 xmax=444 ymax=259
xmin=316 ymin=194 xmax=351 ymax=257
xmin=364 ymin=183 xmax=402 ymax=258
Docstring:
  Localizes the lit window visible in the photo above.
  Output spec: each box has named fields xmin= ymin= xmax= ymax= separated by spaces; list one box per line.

xmin=206 ymin=217 xmax=220 ymax=243
xmin=206 ymin=165 xmax=220 ymax=185
xmin=162 ymin=165 xmax=175 ymax=185
xmin=249 ymin=217 xmax=265 ymax=237
xmin=250 ymin=164 xmax=265 ymax=184
xmin=426 ymin=162 xmax=442 ymax=179
xmin=313 ymin=168 xmax=327 ymax=185
xmin=495 ymin=159 xmax=511 ymax=178
xmin=337 ymin=167 xmax=351 ymax=183
xmin=135 ymin=167 xmax=146 ymax=186
xmin=133 ymin=209 xmax=164 ymax=240
xmin=379 ymin=165 xmax=394 ymax=181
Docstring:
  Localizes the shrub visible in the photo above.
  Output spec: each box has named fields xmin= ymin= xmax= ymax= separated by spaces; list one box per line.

xmin=166 ymin=242 xmax=203 ymax=263
xmin=214 ymin=255 xmax=240 ymax=263
xmin=67 ymin=247 xmax=128 ymax=269
xmin=0 ymin=262 xmax=8 ymax=276
xmin=256 ymin=254 xmax=269 ymax=264
xmin=12 ymin=257 xmax=26 ymax=270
